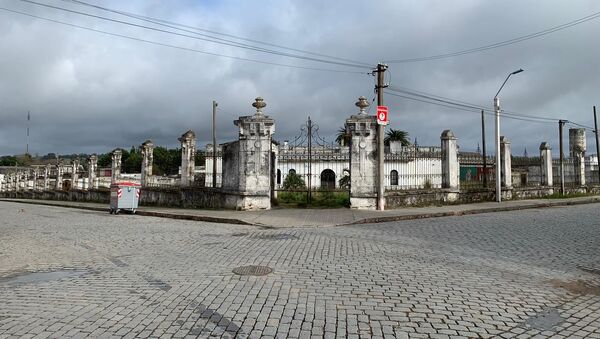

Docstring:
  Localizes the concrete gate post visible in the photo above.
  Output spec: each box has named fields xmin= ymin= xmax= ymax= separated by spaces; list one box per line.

xmin=569 ymin=128 xmax=586 ymax=187
xmin=44 ymin=164 xmax=50 ymax=190
xmin=55 ymin=162 xmax=63 ymax=190
xmin=539 ymin=142 xmax=553 ymax=187
xmin=179 ymin=131 xmax=196 ymax=187
xmin=441 ymin=130 xmax=459 ymax=191
xmin=72 ymin=160 xmax=79 ymax=190
xmin=111 ymin=149 xmax=122 ymax=184
xmin=140 ymin=140 xmax=154 ymax=187
xmin=500 ymin=136 xmax=512 ymax=188
xmin=88 ymin=154 xmax=97 ymax=190
xmin=221 ymin=97 xmax=275 ymax=210
xmin=345 ymin=96 xmax=378 ymax=209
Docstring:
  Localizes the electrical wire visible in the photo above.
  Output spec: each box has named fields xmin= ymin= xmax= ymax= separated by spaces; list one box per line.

xmin=384 ymin=91 xmax=557 ymax=124
xmin=384 ymin=10 xmax=600 ymax=63
xmin=19 ymin=0 xmax=372 ymax=69
xmin=387 ymin=85 xmax=561 ymax=122
xmin=59 ymin=0 xmax=373 ymax=68
xmin=0 ymin=6 xmax=368 ymax=74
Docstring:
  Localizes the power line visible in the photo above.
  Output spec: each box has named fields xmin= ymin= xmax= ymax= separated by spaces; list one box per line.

xmin=384 ymin=10 xmax=600 ymax=63
xmin=387 ymin=85 xmax=560 ymax=122
xmin=19 ymin=0 xmax=371 ymax=70
xmin=59 ymin=0 xmax=373 ymax=68
xmin=384 ymin=91 xmax=557 ymax=124
xmin=0 ymin=6 xmax=368 ymax=74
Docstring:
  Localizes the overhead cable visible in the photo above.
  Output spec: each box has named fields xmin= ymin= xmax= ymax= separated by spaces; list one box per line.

xmin=385 ymin=10 xmax=600 ymax=63
xmin=59 ymin=0 xmax=373 ymax=67
xmin=0 ymin=6 xmax=368 ymax=74
xmin=19 ymin=0 xmax=371 ymax=69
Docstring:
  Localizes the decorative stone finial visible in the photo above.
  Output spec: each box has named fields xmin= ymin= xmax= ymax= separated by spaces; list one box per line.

xmin=252 ymin=97 xmax=266 ymax=116
xmin=355 ymin=96 xmax=370 ymax=115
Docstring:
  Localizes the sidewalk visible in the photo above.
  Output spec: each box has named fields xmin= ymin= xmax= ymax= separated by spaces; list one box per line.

xmin=2 ymin=196 xmax=599 ymax=228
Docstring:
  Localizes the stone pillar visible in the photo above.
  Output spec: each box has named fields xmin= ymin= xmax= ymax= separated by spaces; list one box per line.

xmin=569 ymin=128 xmax=586 ymax=186
xmin=345 ymin=96 xmax=378 ymax=209
xmin=441 ymin=130 xmax=459 ymax=190
xmin=111 ymin=149 xmax=122 ymax=184
xmin=55 ymin=163 xmax=63 ymax=190
xmin=500 ymin=136 xmax=512 ymax=188
xmin=44 ymin=164 xmax=50 ymax=190
xmin=539 ymin=142 xmax=553 ymax=187
xmin=71 ymin=160 xmax=79 ymax=190
xmin=140 ymin=140 xmax=154 ymax=187
xmin=179 ymin=131 xmax=196 ymax=187
xmin=221 ymin=97 xmax=276 ymax=210
xmin=88 ymin=154 xmax=97 ymax=189
xmin=32 ymin=168 xmax=38 ymax=190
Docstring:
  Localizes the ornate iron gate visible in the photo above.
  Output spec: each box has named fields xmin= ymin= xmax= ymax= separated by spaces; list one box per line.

xmin=274 ymin=117 xmax=350 ymax=206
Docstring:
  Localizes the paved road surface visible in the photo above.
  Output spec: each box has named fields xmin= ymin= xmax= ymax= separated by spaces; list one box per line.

xmin=0 ymin=202 xmax=598 ymax=338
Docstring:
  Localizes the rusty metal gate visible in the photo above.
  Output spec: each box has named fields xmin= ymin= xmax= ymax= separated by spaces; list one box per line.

xmin=273 ymin=117 xmax=350 ymax=207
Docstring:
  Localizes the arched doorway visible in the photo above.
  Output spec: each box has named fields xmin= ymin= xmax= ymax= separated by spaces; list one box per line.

xmin=320 ymin=169 xmax=336 ymax=189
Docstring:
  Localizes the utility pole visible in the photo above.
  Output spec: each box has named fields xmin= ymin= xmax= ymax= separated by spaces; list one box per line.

xmin=481 ymin=110 xmax=487 ymax=186
xmin=26 ymin=111 xmax=30 ymax=155
xmin=307 ymin=117 xmax=312 ymax=205
xmin=212 ymin=100 xmax=218 ymax=188
xmin=594 ymin=106 xmax=600 ymax=184
xmin=559 ymin=119 xmax=566 ymax=194
xmin=375 ymin=63 xmax=388 ymax=211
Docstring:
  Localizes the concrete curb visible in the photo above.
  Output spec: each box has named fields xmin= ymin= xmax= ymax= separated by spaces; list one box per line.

xmin=2 ymin=197 xmax=599 ymax=227
xmin=0 ymin=199 xmax=254 ymax=226
xmin=350 ymin=197 xmax=600 ymax=225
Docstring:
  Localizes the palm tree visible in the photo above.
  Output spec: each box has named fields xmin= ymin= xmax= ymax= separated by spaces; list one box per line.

xmin=335 ymin=126 xmax=351 ymax=146
xmin=384 ymin=129 xmax=410 ymax=146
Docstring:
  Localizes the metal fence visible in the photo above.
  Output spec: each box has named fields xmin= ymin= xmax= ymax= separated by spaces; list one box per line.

xmin=458 ymin=152 xmax=495 ymax=190
xmin=385 ymin=149 xmax=442 ymax=190
xmin=552 ymin=158 xmax=581 ymax=188
xmin=512 ymin=156 xmax=542 ymax=187
xmin=585 ymin=158 xmax=600 ymax=185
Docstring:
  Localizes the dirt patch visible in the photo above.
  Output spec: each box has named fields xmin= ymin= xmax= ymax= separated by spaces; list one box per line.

xmin=547 ymin=279 xmax=600 ymax=296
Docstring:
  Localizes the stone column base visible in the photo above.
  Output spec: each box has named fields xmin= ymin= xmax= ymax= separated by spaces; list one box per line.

xmin=224 ymin=194 xmax=271 ymax=211
xmin=501 ymin=187 xmax=513 ymax=200
xmin=350 ymin=197 xmax=377 ymax=210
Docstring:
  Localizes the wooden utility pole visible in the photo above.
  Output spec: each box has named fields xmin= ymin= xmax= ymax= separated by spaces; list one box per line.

xmin=559 ymin=119 xmax=566 ymax=194
xmin=212 ymin=100 xmax=218 ymax=188
xmin=375 ymin=63 xmax=388 ymax=211
xmin=481 ymin=110 xmax=487 ymax=186
xmin=594 ymin=106 xmax=600 ymax=184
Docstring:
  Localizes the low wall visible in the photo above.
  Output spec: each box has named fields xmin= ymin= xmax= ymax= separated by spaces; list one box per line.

xmin=385 ymin=189 xmax=458 ymax=208
xmin=1 ymin=189 xmax=111 ymax=203
xmin=0 ymin=187 xmax=251 ymax=210
xmin=384 ymin=185 xmax=593 ymax=207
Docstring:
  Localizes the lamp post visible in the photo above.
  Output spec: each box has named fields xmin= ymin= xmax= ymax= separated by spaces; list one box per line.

xmin=494 ymin=68 xmax=523 ymax=202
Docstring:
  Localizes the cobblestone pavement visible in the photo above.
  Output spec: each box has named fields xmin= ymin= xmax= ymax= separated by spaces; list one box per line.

xmin=0 ymin=202 xmax=598 ymax=339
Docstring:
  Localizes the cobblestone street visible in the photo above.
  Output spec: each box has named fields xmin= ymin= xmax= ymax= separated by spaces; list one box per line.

xmin=0 ymin=201 xmax=599 ymax=339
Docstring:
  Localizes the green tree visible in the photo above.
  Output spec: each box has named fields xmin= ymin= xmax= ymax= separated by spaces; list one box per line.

xmin=0 ymin=156 xmax=20 ymax=166
xmin=283 ymin=172 xmax=306 ymax=190
xmin=153 ymin=147 xmax=181 ymax=175
xmin=97 ymin=153 xmax=111 ymax=167
xmin=335 ymin=126 xmax=351 ymax=146
xmin=122 ymin=147 xmax=142 ymax=173
xmin=384 ymin=129 xmax=410 ymax=146
xmin=338 ymin=174 xmax=350 ymax=189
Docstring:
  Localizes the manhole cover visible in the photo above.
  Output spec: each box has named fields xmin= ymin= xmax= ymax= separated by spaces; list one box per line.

xmin=525 ymin=308 xmax=564 ymax=330
xmin=232 ymin=265 xmax=273 ymax=276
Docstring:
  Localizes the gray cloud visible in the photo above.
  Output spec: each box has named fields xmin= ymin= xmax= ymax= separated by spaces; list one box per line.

xmin=0 ymin=0 xmax=599 ymax=157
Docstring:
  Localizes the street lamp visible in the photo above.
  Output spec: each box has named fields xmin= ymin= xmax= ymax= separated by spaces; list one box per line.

xmin=494 ymin=68 xmax=523 ymax=202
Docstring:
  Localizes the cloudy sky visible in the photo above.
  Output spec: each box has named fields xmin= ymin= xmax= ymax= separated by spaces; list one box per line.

xmin=1 ymin=0 xmax=599 ymax=157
